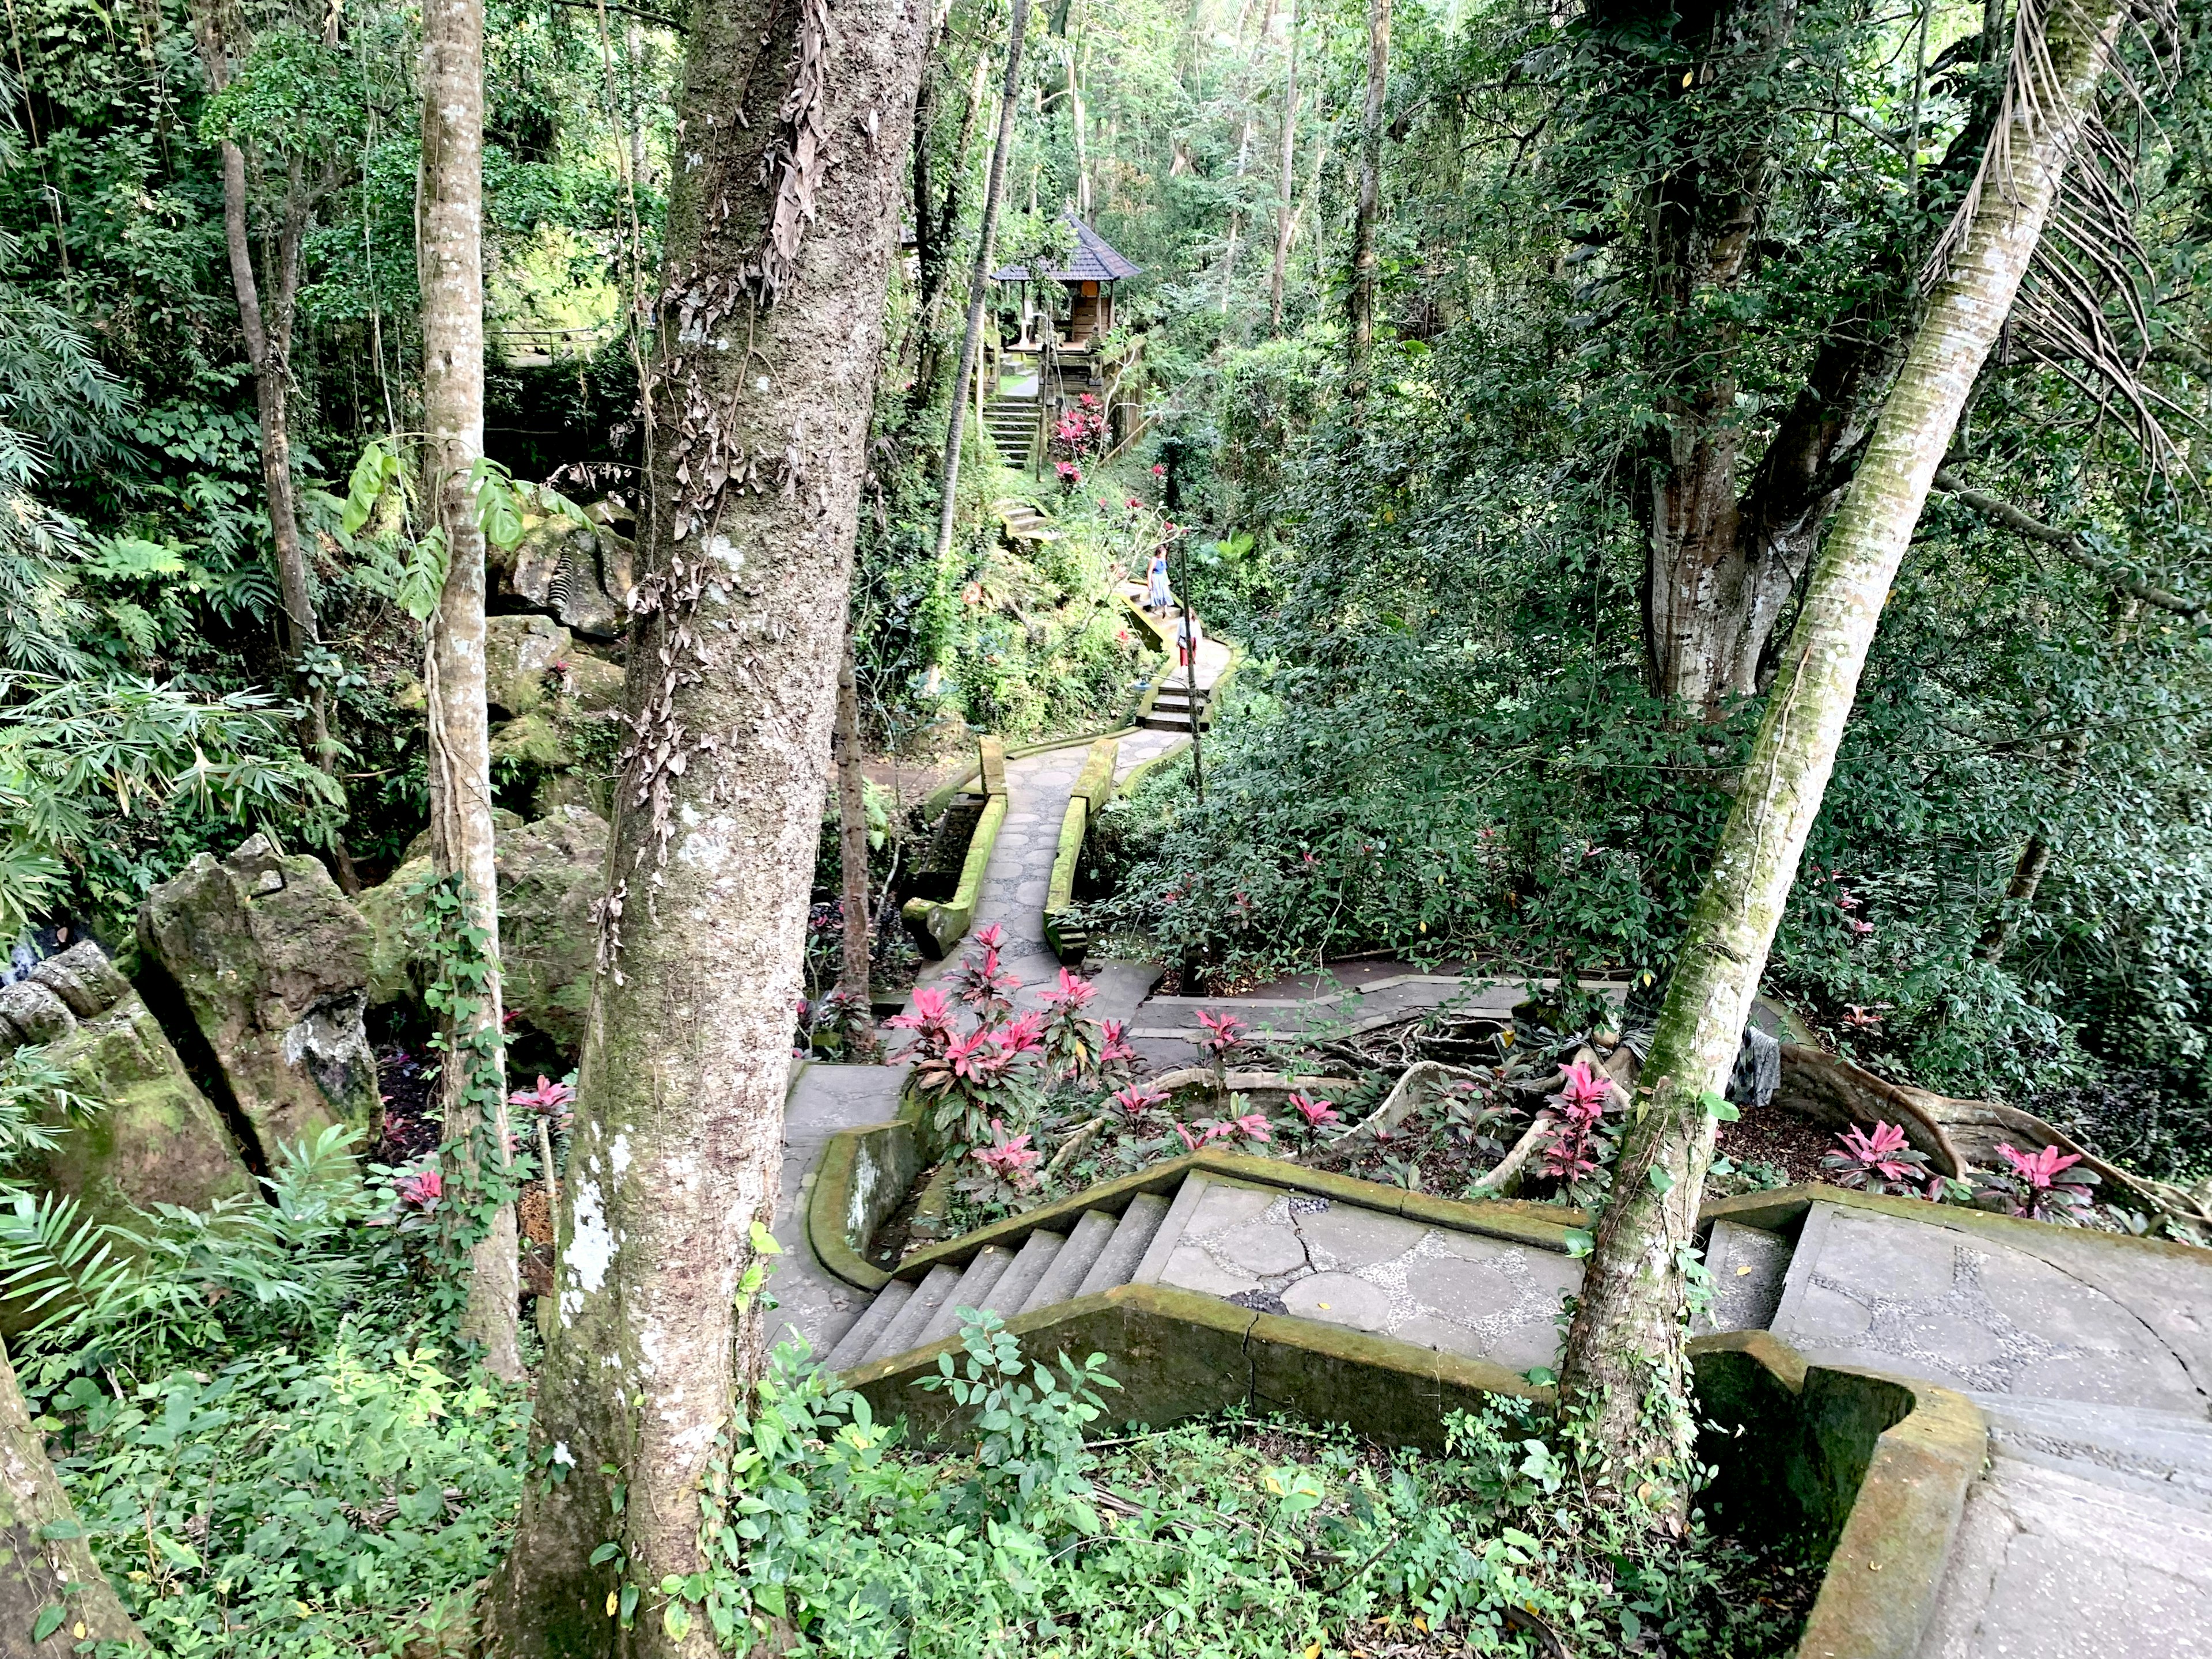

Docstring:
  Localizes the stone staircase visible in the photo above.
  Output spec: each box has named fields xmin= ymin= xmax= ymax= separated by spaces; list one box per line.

xmin=824 ymin=1162 xmax=1584 ymax=1382
xmin=993 ymin=497 xmax=1058 ymax=546
xmin=1141 ymin=677 xmax=1210 ymax=733
xmin=827 ymin=1193 xmax=1173 ymax=1371
xmin=983 ymin=397 xmax=1041 ymax=467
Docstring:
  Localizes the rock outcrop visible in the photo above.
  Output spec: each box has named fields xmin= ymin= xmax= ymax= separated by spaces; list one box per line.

xmin=138 ymin=836 xmax=380 ymax=1164
xmin=480 ymin=613 xmax=624 ymax=819
xmin=362 ymin=806 xmax=611 ymax=1056
xmin=491 ymin=502 xmax=635 ymax=640
xmin=0 ymin=942 xmax=251 ymax=1224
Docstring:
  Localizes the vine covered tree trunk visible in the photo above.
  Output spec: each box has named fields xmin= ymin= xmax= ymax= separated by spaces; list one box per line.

xmin=484 ymin=0 xmax=927 ymax=1647
xmin=1 ymin=1336 xmax=145 ymax=1652
xmin=1556 ymin=0 xmax=2129 ymax=1514
xmin=929 ymin=0 xmax=1032 ymax=575
xmin=419 ymin=0 xmax=520 ymax=1381
xmin=835 ymin=637 xmax=875 ymax=1052
xmin=1346 ymin=0 xmax=1389 ymax=391
xmin=1267 ymin=0 xmax=1298 ymax=335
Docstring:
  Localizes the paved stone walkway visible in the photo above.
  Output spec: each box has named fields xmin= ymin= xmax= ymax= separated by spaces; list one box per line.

xmin=1140 ymin=1171 xmax=1580 ymax=1373
xmin=767 ymin=1058 xmax=906 ymax=1362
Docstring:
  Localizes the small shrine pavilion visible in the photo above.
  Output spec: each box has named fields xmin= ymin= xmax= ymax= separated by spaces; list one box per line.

xmin=991 ymin=215 xmax=1143 ymax=353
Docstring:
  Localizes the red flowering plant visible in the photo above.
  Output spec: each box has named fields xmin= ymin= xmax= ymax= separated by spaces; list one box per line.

xmin=1821 ymin=1121 xmax=1933 ymax=1196
xmin=1976 ymin=1141 xmax=2100 ymax=1222
xmin=366 ymin=1156 xmax=446 ymax=1233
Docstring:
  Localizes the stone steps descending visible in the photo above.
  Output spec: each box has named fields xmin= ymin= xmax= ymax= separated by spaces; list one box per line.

xmin=1141 ymin=682 xmax=1210 ymax=732
xmin=828 ymin=1194 xmax=1170 ymax=1373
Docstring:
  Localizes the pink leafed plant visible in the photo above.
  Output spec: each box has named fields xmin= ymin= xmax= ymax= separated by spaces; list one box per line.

xmin=972 ymin=1120 xmax=1042 ymax=1193
xmin=1978 ymin=1140 xmax=2099 ymax=1223
xmin=1552 ymin=1060 xmax=1613 ymax=1115
xmin=1193 ymin=1009 xmax=1248 ymax=1056
xmin=397 ymin=1168 xmax=444 ymax=1209
xmin=996 ymin=1010 xmax=1046 ymax=1059
xmin=1095 ymin=1018 xmax=1139 ymax=1083
xmin=509 ymin=1074 xmax=576 ymax=1131
xmin=1821 ymin=1120 xmax=1932 ymax=1196
xmin=1039 ymin=968 xmax=1097 ymax=1012
xmin=886 ymin=986 xmax=959 ymax=1061
xmin=950 ymin=930 xmax=1020 ymax=1018
xmin=1230 ymin=1112 xmax=1272 ymax=1144
xmin=1286 ymin=1091 xmax=1340 ymax=1131
xmin=1111 ymin=1082 xmax=1168 ymax=1120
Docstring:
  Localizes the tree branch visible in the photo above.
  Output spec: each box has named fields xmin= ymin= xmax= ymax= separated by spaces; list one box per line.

xmin=1931 ymin=466 xmax=2205 ymax=620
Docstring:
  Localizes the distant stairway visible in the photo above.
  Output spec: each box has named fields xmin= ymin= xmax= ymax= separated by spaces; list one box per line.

xmin=983 ymin=397 xmax=1041 ymax=467
xmin=1141 ymin=679 xmax=1211 ymax=733
xmin=827 ymin=1196 xmax=1172 ymax=1371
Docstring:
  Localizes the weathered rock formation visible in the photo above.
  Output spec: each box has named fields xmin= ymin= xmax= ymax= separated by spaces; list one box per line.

xmin=138 ymin=836 xmax=379 ymax=1165
xmin=490 ymin=502 xmax=635 ymax=641
xmin=363 ymin=806 xmax=611 ymax=1056
xmin=479 ymin=613 xmax=624 ymax=819
xmin=0 ymin=942 xmax=251 ymax=1223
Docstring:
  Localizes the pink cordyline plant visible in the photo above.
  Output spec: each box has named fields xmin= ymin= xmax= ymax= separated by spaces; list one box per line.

xmin=1978 ymin=1141 xmax=2099 ymax=1223
xmin=972 ymin=1120 xmax=1042 ymax=1192
xmin=1095 ymin=1018 xmax=1140 ymax=1085
xmin=1111 ymin=1082 xmax=1168 ymax=1120
xmin=1538 ymin=1062 xmax=1616 ymax=1188
xmin=951 ymin=926 xmax=1020 ymax=1018
xmin=397 ymin=1168 xmax=444 ymax=1209
xmin=1822 ymin=1121 xmax=1931 ymax=1195
xmin=1286 ymin=1092 xmax=1341 ymax=1131
xmin=886 ymin=986 xmax=959 ymax=1061
xmin=996 ymin=1010 xmax=1046 ymax=1060
xmin=1192 ymin=1009 xmax=1248 ymax=1058
xmin=1037 ymin=969 xmax=1105 ymax=1080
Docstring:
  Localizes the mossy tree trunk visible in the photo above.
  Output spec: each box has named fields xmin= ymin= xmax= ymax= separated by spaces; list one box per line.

xmin=0 ymin=1338 xmax=143 ymax=1653
xmin=419 ymin=0 xmax=520 ymax=1381
xmin=483 ymin=0 xmax=926 ymax=1647
xmin=1555 ymin=0 xmax=2130 ymax=1516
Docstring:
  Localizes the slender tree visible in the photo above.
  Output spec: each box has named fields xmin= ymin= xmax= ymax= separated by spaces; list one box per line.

xmin=929 ymin=0 xmax=1033 ymax=576
xmin=1555 ymin=0 xmax=2141 ymax=1513
xmin=189 ymin=6 xmax=358 ymax=890
xmin=1 ymin=1338 xmax=145 ymax=1652
xmin=1346 ymin=0 xmax=1390 ymax=391
xmin=834 ymin=636 xmax=876 ymax=1054
xmin=419 ymin=0 xmax=520 ymax=1381
xmin=483 ymin=0 xmax=927 ymax=1645
xmin=1267 ymin=0 xmax=1299 ymax=335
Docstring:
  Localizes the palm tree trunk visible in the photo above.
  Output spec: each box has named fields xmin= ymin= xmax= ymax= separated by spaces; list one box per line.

xmin=1555 ymin=0 xmax=2131 ymax=1517
xmin=482 ymin=0 xmax=927 ymax=1645
xmin=1346 ymin=0 xmax=1389 ymax=391
xmin=929 ymin=0 xmax=1033 ymax=577
xmin=1 ymin=1338 xmax=144 ymax=1652
xmin=419 ymin=0 xmax=520 ymax=1382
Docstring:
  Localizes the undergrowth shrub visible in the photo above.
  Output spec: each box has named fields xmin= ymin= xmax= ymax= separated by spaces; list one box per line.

xmin=656 ymin=1314 xmax=1812 ymax=1657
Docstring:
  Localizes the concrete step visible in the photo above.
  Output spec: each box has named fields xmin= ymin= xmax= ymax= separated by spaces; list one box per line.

xmin=1075 ymin=1192 xmax=1172 ymax=1298
xmin=1019 ymin=1208 xmax=1119 ymax=1312
xmin=824 ymin=1278 xmax=911 ymax=1371
xmin=982 ymin=1229 xmax=1065 ymax=1315
xmin=916 ymin=1244 xmax=1016 ymax=1349
xmin=867 ymin=1263 xmax=961 ymax=1363
xmin=1975 ymin=1394 xmax=2212 ymax=1513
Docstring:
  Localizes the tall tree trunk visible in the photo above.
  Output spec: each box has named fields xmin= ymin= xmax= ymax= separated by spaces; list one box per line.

xmin=835 ymin=637 xmax=876 ymax=1054
xmin=191 ymin=16 xmax=358 ymax=891
xmin=419 ymin=0 xmax=521 ymax=1382
xmin=1346 ymin=0 xmax=1389 ymax=392
xmin=1555 ymin=0 xmax=2127 ymax=1517
xmin=1 ymin=1338 xmax=145 ymax=1652
xmin=907 ymin=54 xmax=993 ymax=414
xmin=1267 ymin=0 xmax=1298 ymax=335
xmin=929 ymin=0 xmax=1032 ymax=577
xmin=1218 ymin=116 xmax=1252 ymax=313
xmin=483 ymin=0 xmax=926 ymax=1646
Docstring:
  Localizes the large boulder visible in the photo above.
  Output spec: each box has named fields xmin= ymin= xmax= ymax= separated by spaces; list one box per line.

xmin=0 ymin=942 xmax=251 ymax=1226
xmin=480 ymin=615 xmax=624 ymax=817
xmin=362 ymin=806 xmax=611 ymax=1056
xmin=138 ymin=835 xmax=380 ymax=1165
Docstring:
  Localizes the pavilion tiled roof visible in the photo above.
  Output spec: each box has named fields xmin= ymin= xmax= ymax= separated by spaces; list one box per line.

xmin=993 ymin=214 xmax=1142 ymax=284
